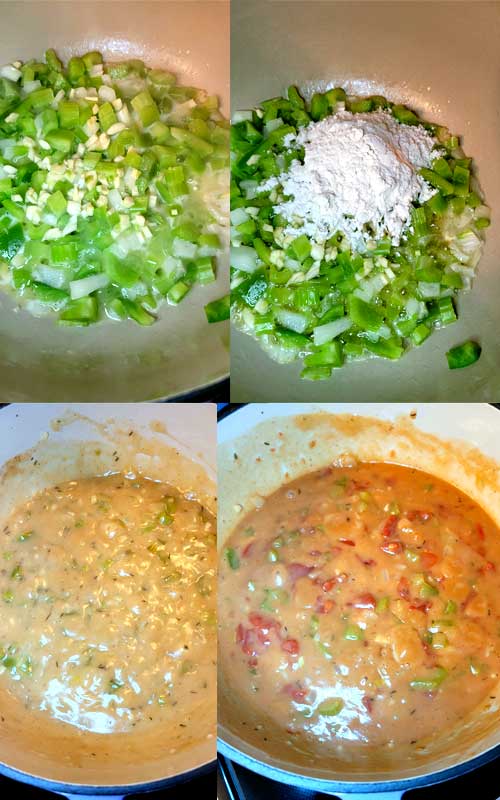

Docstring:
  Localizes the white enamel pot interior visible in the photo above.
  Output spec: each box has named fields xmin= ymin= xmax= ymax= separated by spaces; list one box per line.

xmin=230 ymin=0 xmax=500 ymax=401
xmin=218 ymin=403 xmax=500 ymax=795
xmin=0 ymin=403 xmax=217 ymax=796
xmin=0 ymin=0 xmax=229 ymax=401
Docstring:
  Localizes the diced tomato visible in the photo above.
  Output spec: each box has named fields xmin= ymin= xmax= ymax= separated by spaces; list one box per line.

xmin=421 ymin=551 xmax=438 ymax=569
xmin=380 ymin=541 xmax=403 ymax=556
xmin=409 ymin=600 xmax=431 ymax=613
xmin=321 ymin=578 xmax=337 ymax=592
xmin=242 ymin=541 xmax=255 ymax=558
xmin=282 ymin=638 xmax=300 ymax=656
xmin=350 ymin=593 xmax=376 ymax=609
xmin=477 ymin=523 xmax=485 ymax=541
xmin=283 ymin=683 xmax=308 ymax=702
xmin=397 ymin=576 xmax=411 ymax=600
xmin=248 ymin=612 xmax=276 ymax=632
xmin=356 ymin=555 xmax=377 ymax=567
xmin=339 ymin=538 xmax=356 ymax=547
xmin=382 ymin=515 xmax=399 ymax=538
xmin=315 ymin=597 xmax=335 ymax=615
xmin=361 ymin=695 xmax=374 ymax=714
xmin=480 ymin=561 xmax=496 ymax=574
xmin=288 ymin=563 xmax=313 ymax=582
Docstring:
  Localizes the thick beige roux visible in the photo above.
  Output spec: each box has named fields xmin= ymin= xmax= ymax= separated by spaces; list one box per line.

xmin=0 ymin=473 xmax=216 ymax=737
xmin=219 ymin=462 xmax=500 ymax=761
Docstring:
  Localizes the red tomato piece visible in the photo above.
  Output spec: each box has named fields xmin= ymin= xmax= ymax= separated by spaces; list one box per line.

xmin=382 ymin=515 xmax=399 ymax=538
xmin=476 ymin=523 xmax=485 ymax=541
xmin=407 ymin=510 xmax=433 ymax=522
xmin=321 ymin=578 xmax=337 ymax=592
xmin=282 ymin=638 xmax=300 ymax=656
xmin=381 ymin=541 xmax=403 ymax=556
xmin=421 ymin=551 xmax=438 ymax=569
xmin=397 ymin=576 xmax=411 ymax=600
xmin=315 ymin=597 xmax=335 ymax=615
xmin=283 ymin=683 xmax=308 ymax=702
xmin=350 ymin=593 xmax=376 ymax=609
xmin=339 ymin=538 xmax=356 ymax=546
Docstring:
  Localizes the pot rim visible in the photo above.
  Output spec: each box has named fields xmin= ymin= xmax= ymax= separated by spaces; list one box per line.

xmin=0 ymin=754 xmax=216 ymax=795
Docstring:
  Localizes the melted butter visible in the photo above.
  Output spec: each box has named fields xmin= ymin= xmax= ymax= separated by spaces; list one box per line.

xmin=0 ymin=473 xmax=216 ymax=734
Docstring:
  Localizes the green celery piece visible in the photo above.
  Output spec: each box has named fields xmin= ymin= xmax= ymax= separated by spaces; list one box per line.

xmin=411 ymin=323 xmax=431 ymax=346
xmin=121 ymin=298 xmax=156 ymax=326
xmin=167 ymin=280 xmax=192 ymax=305
xmin=344 ymin=624 xmax=364 ymax=641
xmin=0 ymin=223 xmax=24 ymax=260
xmin=2 ymin=199 xmax=24 ymax=221
xmin=476 ymin=217 xmax=490 ymax=229
xmin=349 ymin=98 xmax=373 ymax=113
xmin=392 ymin=104 xmax=419 ymax=125
xmin=304 ymin=341 xmax=343 ymax=368
xmin=67 ymin=56 xmax=85 ymax=83
xmin=194 ymin=256 xmax=216 ymax=285
xmin=205 ymin=294 xmax=229 ymax=323
xmin=420 ymin=168 xmax=455 ymax=196
xmin=45 ymin=129 xmax=75 ymax=153
xmin=58 ymin=100 xmax=79 ymax=129
xmin=364 ymin=338 xmax=404 ymax=360
xmin=103 ymin=253 xmax=139 ymax=288
xmin=82 ymin=51 xmax=103 ymax=72
xmin=453 ymin=164 xmax=470 ymax=197
xmin=290 ymin=234 xmax=311 ymax=263
xmin=98 ymin=101 xmax=117 ymax=132
xmin=38 ymin=108 xmax=58 ymax=136
xmin=59 ymin=296 xmax=98 ymax=323
xmin=349 ymin=296 xmax=383 ymax=331
xmin=233 ymin=272 xmax=267 ymax=307
xmin=446 ymin=341 xmax=481 ymax=369
xmin=325 ymin=87 xmax=347 ymax=109
xmin=310 ymin=92 xmax=329 ymax=121
xmin=131 ymin=90 xmax=160 ymax=127
xmin=287 ymin=85 xmax=306 ymax=109
xmin=163 ymin=165 xmax=188 ymax=198
xmin=29 ymin=87 xmax=54 ymax=110
xmin=317 ymin=697 xmax=344 ymax=716
xmin=410 ymin=667 xmax=447 ymax=691
xmin=32 ymin=283 xmax=69 ymax=303
xmin=46 ymin=190 xmax=67 ymax=218
xmin=170 ymin=127 xmax=214 ymax=158
xmin=432 ymin=157 xmax=453 ymax=179
xmin=45 ymin=49 xmax=63 ymax=72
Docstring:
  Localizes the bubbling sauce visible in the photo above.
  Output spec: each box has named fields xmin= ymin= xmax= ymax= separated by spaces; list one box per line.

xmin=0 ymin=473 xmax=216 ymax=734
xmin=219 ymin=461 xmax=500 ymax=758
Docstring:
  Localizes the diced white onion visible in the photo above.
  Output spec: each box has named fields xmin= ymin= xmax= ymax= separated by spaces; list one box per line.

xmin=230 ymin=208 xmax=249 ymax=226
xmin=313 ymin=316 xmax=352 ymax=346
xmin=230 ymin=244 xmax=258 ymax=273
xmin=0 ymin=65 xmax=21 ymax=82
xmin=32 ymin=265 xmax=69 ymax=288
xmin=274 ymin=308 xmax=308 ymax=334
xmin=70 ymin=273 xmax=110 ymax=299
xmin=172 ymin=238 xmax=197 ymax=259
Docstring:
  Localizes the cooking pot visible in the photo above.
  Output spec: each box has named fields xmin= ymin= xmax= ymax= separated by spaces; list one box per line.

xmin=230 ymin=0 xmax=500 ymax=401
xmin=218 ymin=403 xmax=500 ymax=796
xmin=0 ymin=402 xmax=217 ymax=797
xmin=0 ymin=0 xmax=229 ymax=401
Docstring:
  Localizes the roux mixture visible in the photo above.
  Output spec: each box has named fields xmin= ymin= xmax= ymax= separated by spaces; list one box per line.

xmin=0 ymin=473 xmax=216 ymax=735
xmin=219 ymin=461 xmax=500 ymax=757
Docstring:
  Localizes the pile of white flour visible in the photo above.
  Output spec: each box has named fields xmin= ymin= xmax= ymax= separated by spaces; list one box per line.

xmin=263 ymin=110 xmax=441 ymax=252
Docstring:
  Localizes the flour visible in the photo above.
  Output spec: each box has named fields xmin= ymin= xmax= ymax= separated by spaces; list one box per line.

xmin=262 ymin=110 xmax=441 ymax=252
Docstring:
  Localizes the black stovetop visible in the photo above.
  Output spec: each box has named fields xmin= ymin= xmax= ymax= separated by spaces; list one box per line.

xmin=0 ymin=768 xmax=216 ymax=798
xmin=218 ymin=755 xmax=500 ymax=799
